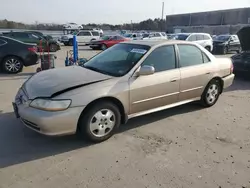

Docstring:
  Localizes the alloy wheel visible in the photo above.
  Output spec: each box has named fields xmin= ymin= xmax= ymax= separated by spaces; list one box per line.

xmin=5 ymin=58 xmax=22 ymax=73
xmin=206 ymin=84 xmax=219 ymax=104
xmin=89 ymin=109 xmax=116 ymax=137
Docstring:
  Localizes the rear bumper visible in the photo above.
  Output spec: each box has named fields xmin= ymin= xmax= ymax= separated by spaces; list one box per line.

xmin=23 ymin=53 xmax=39 ymax=67
xmin=223 ymin=74 xmax=235 ymax=89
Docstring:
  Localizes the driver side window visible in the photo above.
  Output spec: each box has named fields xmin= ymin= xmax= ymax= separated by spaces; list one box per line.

xmin=141 ymin=45 xmax=176 ymax=73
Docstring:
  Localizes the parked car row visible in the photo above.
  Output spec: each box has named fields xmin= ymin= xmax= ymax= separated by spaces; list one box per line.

xmin=1 ymin=31 xmax=61 ymax=52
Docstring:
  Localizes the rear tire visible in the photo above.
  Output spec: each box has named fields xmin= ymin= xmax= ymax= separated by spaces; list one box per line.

xmin=2 ymin=56 xmax=23 ymax=74
xmin=78 ymin=101 xmax=121 ymax=143
xmin=200 ymin=79 xmax=222 ymax=107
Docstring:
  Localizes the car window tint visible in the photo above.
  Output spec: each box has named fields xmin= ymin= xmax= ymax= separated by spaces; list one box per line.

xmin=91 ymin=31 xmax=100 ymax=36
xmin=100 ymin=49 xmax=128 ymax=62
xmin=178 ymin=44 xmax=203 ymax=67
xmin=13 ymin=33 xmax=28 ymax=38
xmin=202 ymin=53 xmax=210 ymax=63
xmin=196 ymin=35 xmax=204 ymax=40
xmin=155 ymin=33 xmax=161 ymax=37
xmin=203 ymin=35 xmax=210 ymax=40
xmin=187 ymin=35 xmax=197 ymax=41
xmin=142 ymin=45 xmax=176 ymax=72
xmin=79 ymin=32 xmax=91 ymax=36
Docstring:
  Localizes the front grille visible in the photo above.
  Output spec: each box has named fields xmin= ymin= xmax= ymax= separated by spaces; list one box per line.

xmin=21 ymin=118 xmax=40 ymax=131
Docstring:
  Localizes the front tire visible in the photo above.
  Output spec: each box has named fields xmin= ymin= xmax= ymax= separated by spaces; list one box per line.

xmin=78 ymin=101 xmax=121 ymax=143
xmin=2 ymin=56 xmax=23 ymax=74
xmin=101 ymin=44 xmax=107 ymax=51
xmin=200 ymin=79 xmax=222 ymax=107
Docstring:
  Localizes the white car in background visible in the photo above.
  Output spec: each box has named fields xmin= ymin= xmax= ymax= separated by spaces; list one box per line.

xmin=60 ymin=30 xmax=100 ymax=46
xmin=63 ymin=23 xmax=83 ymax=30
xmin=174 ymin=33 xmax=213 ymax=52
xmin=93 ymin=28 xmax=104 ymax=35
xmin=143 ymin=32 xmax=168 ymax=40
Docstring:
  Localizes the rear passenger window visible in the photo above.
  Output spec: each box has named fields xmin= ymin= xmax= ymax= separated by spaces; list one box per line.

xmin=142 ymin=45 xmax=176 ymax=72
xmin=203 ymin=35 xmax=211 ymax=40
xmin=178 ymin=45 xmax=203 ymax=67
xmin=196 ymin=35 xmax=204 ymax=40
xmin=187 ymin=35 xmax=196 ymax=41
xmin=91 ymin=32 xmax=100 ymax=36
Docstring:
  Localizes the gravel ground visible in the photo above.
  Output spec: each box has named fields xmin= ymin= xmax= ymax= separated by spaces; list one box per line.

xmin=0 ymin=46 xmax=249 ymax=188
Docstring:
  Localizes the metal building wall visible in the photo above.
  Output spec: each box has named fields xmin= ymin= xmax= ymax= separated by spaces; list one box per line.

xmin=166 ymin=7 xmax=250 ymax=29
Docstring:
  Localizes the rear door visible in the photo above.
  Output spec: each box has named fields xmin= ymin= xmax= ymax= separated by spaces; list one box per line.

xmin=177 ymin=44 xmax=214 ymax=101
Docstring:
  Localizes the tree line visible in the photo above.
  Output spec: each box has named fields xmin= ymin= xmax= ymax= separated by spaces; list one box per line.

xmin=0 ymin=18 xmax=167 ymax=31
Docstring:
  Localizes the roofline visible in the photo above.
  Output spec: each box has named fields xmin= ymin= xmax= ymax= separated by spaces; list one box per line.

xmin=166 ymin=7 xmax=250 ymax=17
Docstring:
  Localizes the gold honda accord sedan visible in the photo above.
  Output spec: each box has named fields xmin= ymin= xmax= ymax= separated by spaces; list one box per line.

xmin=13 ymin=40 xmax=235 ymax=142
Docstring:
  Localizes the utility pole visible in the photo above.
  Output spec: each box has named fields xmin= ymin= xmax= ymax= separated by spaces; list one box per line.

xmin=161 ymin=2 xmax=165 ymax=32
xmin=161 ymin=2 xmax=165 ymax=20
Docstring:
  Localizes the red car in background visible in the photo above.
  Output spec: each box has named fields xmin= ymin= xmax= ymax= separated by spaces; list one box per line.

xmin=89 ymin=35 xmax=129 ymax=50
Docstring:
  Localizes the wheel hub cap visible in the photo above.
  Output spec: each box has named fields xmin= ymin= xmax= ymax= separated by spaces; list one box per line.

xmin=5 ymin=59 xmax=21 ymax=72
xmin=206 ymin=84 xmax=219 ymax=104
xmin=90 ymin=109 xmax=115 ymax=137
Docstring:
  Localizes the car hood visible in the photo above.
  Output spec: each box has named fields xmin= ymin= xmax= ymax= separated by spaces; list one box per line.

xmin=23 ymin=66 xmax=112 ymax=99
xmin=237 ymin=26 xmax=250 ymax=51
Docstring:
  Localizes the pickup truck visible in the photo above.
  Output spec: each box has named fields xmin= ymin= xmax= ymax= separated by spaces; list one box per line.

xmin=60 ymin=30 xmax=101 ymax=46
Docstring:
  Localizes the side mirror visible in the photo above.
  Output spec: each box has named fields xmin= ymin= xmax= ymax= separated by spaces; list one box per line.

xmin=137 ymin=65 xmax=155 ymax=76
xmin=78 ymin=58 xmax=88 ymax=67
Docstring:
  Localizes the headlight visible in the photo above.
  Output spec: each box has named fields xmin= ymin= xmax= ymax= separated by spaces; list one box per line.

xmin=30 ymin=98 xmax=71 ymax=111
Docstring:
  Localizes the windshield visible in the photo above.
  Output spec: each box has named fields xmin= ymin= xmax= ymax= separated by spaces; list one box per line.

xmin=84 ymin=43 xmax=150 ymax=77
xmin=174 ymin=34 xmax=189 ymax=40
xmin=101 ymin=36 xmax=111 ymax=40
xmin=124 ymin=34 xmax=132 ymax=38
xmin=215 ymin=35 xmax=230 ymax=41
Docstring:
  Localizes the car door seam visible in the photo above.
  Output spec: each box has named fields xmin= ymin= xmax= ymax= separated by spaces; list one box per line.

xmin=132 ymin=92 xmax=180 ymax=104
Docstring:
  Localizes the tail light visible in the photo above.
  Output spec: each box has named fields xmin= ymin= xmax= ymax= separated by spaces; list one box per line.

xmin=28 ymin=46 xmax=37 ymax=53
xmin=230 ymin=61 xmax=234 ymax=74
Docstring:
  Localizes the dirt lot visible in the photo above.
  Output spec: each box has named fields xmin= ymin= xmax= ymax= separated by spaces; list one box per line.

xmin=0 ymin=46 xmax=250 ymax=188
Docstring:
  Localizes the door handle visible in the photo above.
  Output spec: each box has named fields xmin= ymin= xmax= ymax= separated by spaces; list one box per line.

xmin=170 ymin=78 xmax=178 ymax=82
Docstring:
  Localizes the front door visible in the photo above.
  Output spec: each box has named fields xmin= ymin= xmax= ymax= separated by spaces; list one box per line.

xmin=177 ymin=44 xmax=214 ymax=101
xmin=129 ymin=45 xmax=180 ymax=115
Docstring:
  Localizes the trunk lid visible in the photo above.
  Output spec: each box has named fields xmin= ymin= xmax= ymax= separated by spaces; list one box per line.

xmin=237 ymin=26 xmax=250 ymax=51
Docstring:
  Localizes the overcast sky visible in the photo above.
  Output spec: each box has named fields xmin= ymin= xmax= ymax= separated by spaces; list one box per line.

xmin=1 ymin=0 xmax=250 ymax=24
